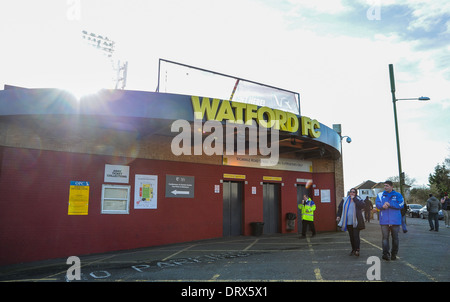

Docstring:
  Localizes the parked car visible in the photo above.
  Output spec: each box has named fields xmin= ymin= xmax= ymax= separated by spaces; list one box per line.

xmin=419 ymin=206 xmax=444 ymax=220
xmin=407 ymin=204 xmax=423 ymax=218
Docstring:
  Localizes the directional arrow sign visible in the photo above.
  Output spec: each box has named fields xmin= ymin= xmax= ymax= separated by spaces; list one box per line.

xmin=165 ymin=175 xmax=194 ymax=198
xmin=171 ymin=190 xmax=189 ymax=195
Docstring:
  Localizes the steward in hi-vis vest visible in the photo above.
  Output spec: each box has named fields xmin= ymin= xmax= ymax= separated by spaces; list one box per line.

xmin=299 ymin=197 xmax=316 ymax=221
xmin=299 ymin=195 xmax=316 ymax=238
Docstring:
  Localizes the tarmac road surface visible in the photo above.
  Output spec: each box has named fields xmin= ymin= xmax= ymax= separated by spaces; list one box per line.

xmin=0 ymin=216 xmax=447 ymax=297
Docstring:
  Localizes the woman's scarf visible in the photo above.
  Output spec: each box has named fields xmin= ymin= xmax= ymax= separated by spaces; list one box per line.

xmin=338 ymin=196 xmax=358 ymax=231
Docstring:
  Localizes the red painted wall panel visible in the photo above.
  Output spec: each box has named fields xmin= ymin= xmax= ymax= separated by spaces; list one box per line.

xmin=0 ymin=147 xmax=337 ymax=265
xmin=308 ymin=173 xmax=337 ymax=232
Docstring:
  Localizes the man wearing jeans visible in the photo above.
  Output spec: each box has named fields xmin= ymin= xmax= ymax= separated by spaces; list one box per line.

xmin=376 ymin=181 xmax=404 ymax=261
xmin=427 ymin=194 xmax=441 ymax=231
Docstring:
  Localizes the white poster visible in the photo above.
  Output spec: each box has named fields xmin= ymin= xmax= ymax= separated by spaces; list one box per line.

xmin=104 ymin=164 xmax=130 ymax=183
xmin=134 ymin=174 xmax=158 ymax=209
xmin=321 ymin=189 xmax=331 ymax=203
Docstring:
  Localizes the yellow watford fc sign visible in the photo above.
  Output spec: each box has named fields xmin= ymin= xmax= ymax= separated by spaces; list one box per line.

xmin=191 ymin=96 xmax=320 ymax=138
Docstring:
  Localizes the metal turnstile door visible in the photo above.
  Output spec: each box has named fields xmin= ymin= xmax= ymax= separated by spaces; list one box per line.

xmin=263 ymin=183 xmax=280 ymax=234
xmin=223 ymin=181 xmax=243 ymax=236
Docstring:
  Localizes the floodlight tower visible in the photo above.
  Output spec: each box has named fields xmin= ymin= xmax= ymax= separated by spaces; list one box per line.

xmin=81 ymin=30 xmax=128 ymax=89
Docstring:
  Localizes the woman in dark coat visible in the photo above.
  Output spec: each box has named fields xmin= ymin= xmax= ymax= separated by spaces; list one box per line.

xmin=336 ymin=188 xmax=366 ymax=256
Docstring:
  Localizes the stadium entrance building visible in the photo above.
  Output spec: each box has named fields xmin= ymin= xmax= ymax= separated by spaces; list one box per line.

xmin=0 ymin=63 xmax=346 ymax=265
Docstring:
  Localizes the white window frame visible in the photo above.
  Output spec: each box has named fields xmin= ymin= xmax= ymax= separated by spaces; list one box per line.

xmin=101 ymin=184 xmax=131 ymax=214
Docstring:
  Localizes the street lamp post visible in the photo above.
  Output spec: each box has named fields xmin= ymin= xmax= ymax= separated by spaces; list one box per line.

xmin=388 ymin=64 xmax=430 ymax=197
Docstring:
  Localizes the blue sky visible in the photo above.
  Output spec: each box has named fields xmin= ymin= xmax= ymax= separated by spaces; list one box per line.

xmin=1 ymin=0 xmax=449 ymax=192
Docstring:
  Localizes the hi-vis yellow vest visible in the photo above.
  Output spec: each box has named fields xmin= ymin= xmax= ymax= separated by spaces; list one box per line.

xmin=298 ymin=198 xmax=316 ymax=221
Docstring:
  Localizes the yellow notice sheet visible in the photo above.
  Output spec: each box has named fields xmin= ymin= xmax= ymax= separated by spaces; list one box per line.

xmin=68 ymin=181 xmax=90 ymax=215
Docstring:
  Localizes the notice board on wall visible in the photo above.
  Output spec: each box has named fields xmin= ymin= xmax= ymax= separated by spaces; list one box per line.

xmin=68 ymin=181 xmax=90 ymax=215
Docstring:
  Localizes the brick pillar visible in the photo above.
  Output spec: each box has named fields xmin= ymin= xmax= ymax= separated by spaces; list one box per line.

xmin=332 ymin=124 xmax=345 ymax=213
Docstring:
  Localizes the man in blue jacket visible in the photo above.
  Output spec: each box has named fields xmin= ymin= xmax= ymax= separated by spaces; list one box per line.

xmin=376 ymin=180 xmax=404 ymax=261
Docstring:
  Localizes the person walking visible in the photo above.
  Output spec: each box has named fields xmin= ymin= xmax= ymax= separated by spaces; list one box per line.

xmin=427 ymin=194 xmax=441 ymax=232
xmin=299 ymin=194 xmax=316 ymax=238
xmin=375 ymin=181 xmax=404 ymax=261
xmin=364 ymin=196 xmax=373 ymax=222
xmin=401 ymin=200 xmax=408 ymax=233
xmin=440 ymin=193 xmax=450 ymax=228
xmin=337 ymin=188 xmax=365 ymax=256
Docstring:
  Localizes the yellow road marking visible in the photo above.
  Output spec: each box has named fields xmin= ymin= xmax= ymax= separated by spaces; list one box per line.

xmin=162 ymin=245 xmax=196 ymax=261
xmin=243 ymin=239 xmax=259 ymax=251
xmin=361 ymin=237 xmax=437 ymax=282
